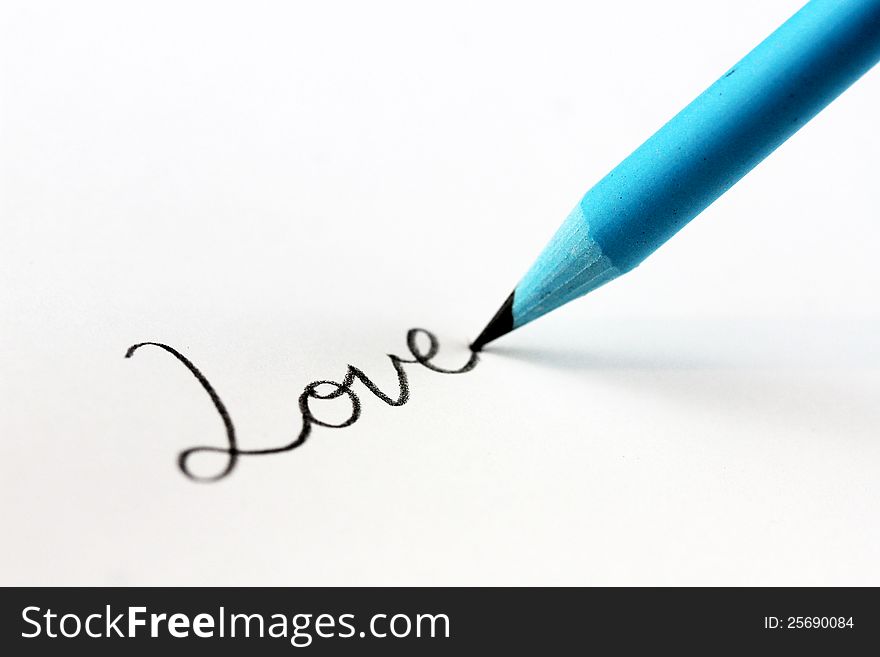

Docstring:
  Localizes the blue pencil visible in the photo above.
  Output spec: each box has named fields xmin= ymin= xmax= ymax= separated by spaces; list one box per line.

xmin=471 ymin=0 xmax=880 ymax=350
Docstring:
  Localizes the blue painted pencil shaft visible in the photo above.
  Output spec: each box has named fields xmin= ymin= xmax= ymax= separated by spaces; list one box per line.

xmin=511 ymin=0 xmax=880 ymax=329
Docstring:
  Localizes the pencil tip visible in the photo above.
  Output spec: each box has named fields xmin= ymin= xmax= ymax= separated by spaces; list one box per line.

xmin=470 ymin=291 xmax=515 ymax=352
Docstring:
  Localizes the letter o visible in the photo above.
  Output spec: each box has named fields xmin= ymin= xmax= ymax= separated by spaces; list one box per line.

xmin=301 ymin=380 xmax=359 ymax=428
xmin=389 ymin=614 xmax=411 ymax=638
xmin=60 ymin=614 xmax=82 ymax=638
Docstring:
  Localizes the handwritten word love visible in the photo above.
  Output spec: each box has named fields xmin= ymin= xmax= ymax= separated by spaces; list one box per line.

xmin=125 ymin=329 xmax=479 ymax=482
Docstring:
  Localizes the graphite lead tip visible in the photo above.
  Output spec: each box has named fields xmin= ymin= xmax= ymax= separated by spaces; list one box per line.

xmin=470 ymin=291 xmax=515 ymax=352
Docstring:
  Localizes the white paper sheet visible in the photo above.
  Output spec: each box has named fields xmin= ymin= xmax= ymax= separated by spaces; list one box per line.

xmin=2 ymin=0 xmax=879 ymax=585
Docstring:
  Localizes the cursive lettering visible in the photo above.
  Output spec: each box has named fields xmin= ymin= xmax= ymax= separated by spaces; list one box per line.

xmin=125 ymin=328 xmax=479 ymax=482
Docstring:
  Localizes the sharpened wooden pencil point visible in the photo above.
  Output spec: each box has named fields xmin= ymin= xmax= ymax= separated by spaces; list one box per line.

xmin=471 ymin=292 xmax=515 ymax=351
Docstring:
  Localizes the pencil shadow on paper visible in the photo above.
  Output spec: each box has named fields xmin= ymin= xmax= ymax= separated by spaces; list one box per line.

xmin=486 ymin=318 xmax=880 ymax=440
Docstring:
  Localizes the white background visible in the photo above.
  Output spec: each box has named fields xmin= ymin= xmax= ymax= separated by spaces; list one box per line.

xmin=1 ymin=0 xmax=878 ymax=585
